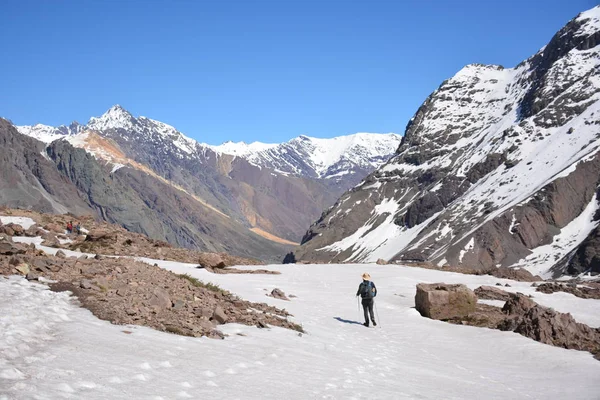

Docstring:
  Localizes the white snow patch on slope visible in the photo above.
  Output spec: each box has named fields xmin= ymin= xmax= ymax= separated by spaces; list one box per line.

xmin=459 ymin=237 xmax=475 ymax=263
xmin=319 ymin=197 xmax=441 ymax=262
xmin=2 ymin=261 xmax=600 ymax=399
xmin=512 ymin=194 xmax=600 ymax=278
xmin=110 ymin=164 xmax=125 ymax=174
xmin=576 ymin=6 xmax=600 ymax=36
xmin=16 ymin=124 xmax=63 ymax=143
xmin=210 ymin=141 xmax=279 ymax=157
xmin=0 ymin=216 xmax=36 ymax=230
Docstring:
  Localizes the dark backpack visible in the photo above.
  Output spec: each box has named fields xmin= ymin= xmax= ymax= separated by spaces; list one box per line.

xmin=362 ymin=281 xmax=376 ymax=298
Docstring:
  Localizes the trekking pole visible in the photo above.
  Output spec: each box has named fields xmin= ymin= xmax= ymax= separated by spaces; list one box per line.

xmin=374 ymin=299 xmax=381 ymax=328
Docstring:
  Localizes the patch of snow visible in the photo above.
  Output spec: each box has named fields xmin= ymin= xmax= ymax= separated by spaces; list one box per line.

xmin=458 ymin=237 xmax=475 ymax=263
xmin=477 ymin=299 xmax=506 ymax=308
xmin=512 ymin=194 xmax=600 ymax=278
xmin=0 ymin=216 xmax=36 ymax=230
xmin=110 ymin=163 xmax=125 ymax=174
xmin=1 ymin=262 xmax=600 ymax=399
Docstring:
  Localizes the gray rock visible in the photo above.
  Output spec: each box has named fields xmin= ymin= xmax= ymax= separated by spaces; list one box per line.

xmin=415 ymin=283 xmax=477 ymax=320
xmin=269 ymin=288 xmax=289 ymax=301
xmin=149 ymin=288 xmax=171 ymax=309
xmin=474 ymin=286 xmax=511 ymax=301
xmin=80 ymin=279 xmax=93 ymax=289
xmin=212 ymin=306 xmax=228 ymax=324
xmin=26 ymin=272 xmax=39 ymax=281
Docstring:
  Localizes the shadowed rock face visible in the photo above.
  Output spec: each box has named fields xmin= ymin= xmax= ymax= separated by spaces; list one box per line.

xmin=293 ymin=7 xmax=600 ymax=277
xmin=0 ymin=120 xmax=91 ymax=215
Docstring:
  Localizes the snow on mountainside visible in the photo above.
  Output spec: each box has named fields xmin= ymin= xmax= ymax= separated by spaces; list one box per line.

xmin=210 ymin=133 xmax=402 ymax=180
xmin=17 ymin=106 xmax=399 ymax=181
xmin=294 ymin=6 xmax=600 ymax=278
xmin=16 ymin=122 xmax=83 ymax=143
xmin=15 ymin=105 xmax=399 ymax=246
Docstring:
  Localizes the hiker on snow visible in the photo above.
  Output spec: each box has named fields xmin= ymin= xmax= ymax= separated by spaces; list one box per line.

xmin=356 ymin=272 xmax=377 ymax=327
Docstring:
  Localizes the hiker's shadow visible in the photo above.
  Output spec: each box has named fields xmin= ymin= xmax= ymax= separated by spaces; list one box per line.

xmin=334 ymin=317 xmax=363 ymax=325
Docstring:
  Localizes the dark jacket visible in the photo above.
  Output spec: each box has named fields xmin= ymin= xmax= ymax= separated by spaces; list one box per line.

xmin=356 ymin=280 xmax=377 ymax=299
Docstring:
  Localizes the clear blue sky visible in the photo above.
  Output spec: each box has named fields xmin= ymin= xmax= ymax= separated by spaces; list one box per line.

xmin=1 ymin=0 xmax=596 ymax=144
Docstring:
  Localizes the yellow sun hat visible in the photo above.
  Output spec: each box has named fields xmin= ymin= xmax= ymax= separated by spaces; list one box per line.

xmin=362 ymin=272 xmax=371 ymax=280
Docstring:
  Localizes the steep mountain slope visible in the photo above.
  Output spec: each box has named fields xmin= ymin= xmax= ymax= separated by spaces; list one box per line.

xmin=294 ymin=6 xmax=600 ymax=278
xmin=0 ymin=119 xmax=291 ymax=261
xmin=0 ymin=119 xmax=91 ymax=215
xmin=17 ymin=107 xmax=399 ymax=243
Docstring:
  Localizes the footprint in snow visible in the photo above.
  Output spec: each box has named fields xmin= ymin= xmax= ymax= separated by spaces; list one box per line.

xmin=56 ymin=383 xmax=75 ymax=393
xmin=108 ymin=377 xmax=123 ymax=384
xmin=159 ymin=361 xmax=173 ymax=368
xmin=178 ymin=391 xmax=193 ymax=398
xmin=76 ymin=381 xmax=97 ymax=389
xmin=133 ymin=374 xmax=147 ymax=381
xmin=180 ymin=381 xmax=192 ymax=388
xmin=225 ymin=368 xmax=236 ymax=374
xmin=203 ymin=371 xmax=216 ymax=377
xmin=206 ymin=381 xmax=218 ymax=387
xmin=139 ymin=362 xmax=152 ymax=370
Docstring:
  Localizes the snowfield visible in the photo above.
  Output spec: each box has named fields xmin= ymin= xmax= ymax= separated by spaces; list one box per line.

xmin=2 ymin=256 xmax=600 ymax=399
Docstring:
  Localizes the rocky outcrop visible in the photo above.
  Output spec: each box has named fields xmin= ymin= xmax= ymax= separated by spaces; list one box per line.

xmin=293 ymin=7 xmax=600 ymax=279
xmin=0 ymin=119 xmax=92 ymax=215
xmin=267 ymin=288 xmax=290 ymax=301
xmin=436 ymin=287 xmax=600 ymax=359
xmin=535 ymin=282 xmax=600 ymax=299
xmin=415 ymin=283 xmax=477 ymax=320
xmin=474 ymin=286 xmax=511 ymax=301
xmin=499 ymin=293 xmax=600 ymax=357
xmin=18 ymin=107 xmax=400 ymax=246
xmin=0 ymin=239 xmax=302 ymax=339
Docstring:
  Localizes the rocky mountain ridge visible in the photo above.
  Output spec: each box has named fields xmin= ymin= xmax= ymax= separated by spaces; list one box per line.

xmin=293 ymin=6 xmax=600 ymax=278
xmin=16 ymin=107 xmax=399 ymax=245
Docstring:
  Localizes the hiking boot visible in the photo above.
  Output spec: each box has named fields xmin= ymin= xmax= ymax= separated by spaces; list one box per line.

xmin=363 ymin=322 xmax=369 ymax=327
xmin=372 ymin=321 xmax=377 ymax=326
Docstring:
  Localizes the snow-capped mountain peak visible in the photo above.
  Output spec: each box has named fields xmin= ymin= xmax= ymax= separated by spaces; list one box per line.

xmin=16 ymin=106 xmax=401 ymax=183
xmin=16 ymin=122 xmax=83 ymax=144
xmin=210 ymin=132 xmax=402 ymax=179
xmin=87 ymin=105 xmax=135 ymax=131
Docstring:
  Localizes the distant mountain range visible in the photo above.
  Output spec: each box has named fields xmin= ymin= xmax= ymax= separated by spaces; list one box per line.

xmin=1 ymin=107 xmax=399 ymax=261
xmin=292 ymin=6 xmax=600 ymax=278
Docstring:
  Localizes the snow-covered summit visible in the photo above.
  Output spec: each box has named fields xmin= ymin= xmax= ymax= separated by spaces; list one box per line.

xmin=211 ymin=132 xmax=401 ymax=179
xmin=575 ymin=5 xmax=600 ymax=36
xmin=87 ymin=105 xmax=136 ymax=131
xmin=16 ymin=106 xmax=401 ymax=181
xmin=16 ymin=122 xmax=83 ymax=144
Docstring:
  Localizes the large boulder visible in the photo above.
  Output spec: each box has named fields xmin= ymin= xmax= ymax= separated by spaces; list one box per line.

xmin=415 ymin=283 xmax=477 ymax=320
xmin=198 ymin=253 xmax=226 ymax=269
